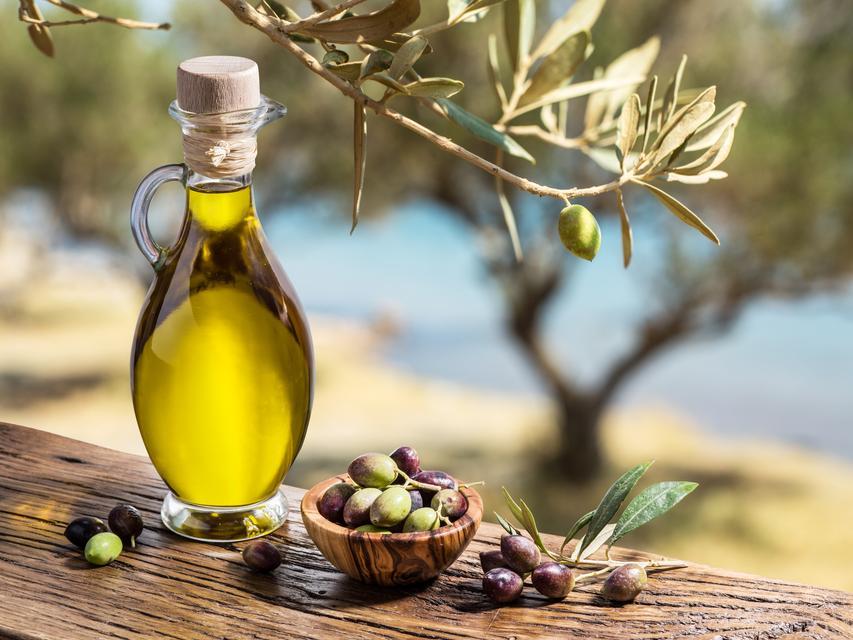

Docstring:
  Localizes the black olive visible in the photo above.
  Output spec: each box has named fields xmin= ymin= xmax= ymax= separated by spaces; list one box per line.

xmin=108 ymin=504 xmax=144 ymax=548
xmin=64 ymin=516 xmax=108 ymax=549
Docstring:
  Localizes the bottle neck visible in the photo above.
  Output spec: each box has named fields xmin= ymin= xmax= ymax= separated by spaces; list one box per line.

xmin=187 ymin=169 xmax=253 ymax=190
xmin=186 ymin=170 xmax=256 ymax=232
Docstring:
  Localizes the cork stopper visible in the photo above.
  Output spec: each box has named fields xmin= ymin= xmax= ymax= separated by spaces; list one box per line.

xmin=177 ymin=56 xmax=260 ymax=115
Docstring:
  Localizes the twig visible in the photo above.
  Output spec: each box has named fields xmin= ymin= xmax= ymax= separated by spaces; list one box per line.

xmin=279 ymin=0 xmax=368 ymax=33
xmin=22 ymin=0 xmax=169 ymax=30
xmin=216 ymin=0 xmax=625 ymax=202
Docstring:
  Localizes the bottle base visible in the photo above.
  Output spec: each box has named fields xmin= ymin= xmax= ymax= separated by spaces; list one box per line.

xmin=160 ymin=490 xmax=288 ymax=543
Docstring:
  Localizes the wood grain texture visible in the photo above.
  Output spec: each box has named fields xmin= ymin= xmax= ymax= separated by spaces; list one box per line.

xmin=0 ymin=422 xmax=851 ymax=640
xmin=301 ymin=476 xmax=482 ymax=586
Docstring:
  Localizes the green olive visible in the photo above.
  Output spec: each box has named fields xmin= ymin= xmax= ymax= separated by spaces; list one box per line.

xmin=347 ymin=453 xmax=398 ymax=488
xmin=355 ymin=524 xmax=392 ymax=534
xmin=558 ymin=205 xmax=601 ymax=261
xmin=402 ymin=507 xmax=440 ymax=532
xmin=369 ymin=486 xmax=412 ymax=527
xmin=84 ymin=532 xmax=123 ymax=566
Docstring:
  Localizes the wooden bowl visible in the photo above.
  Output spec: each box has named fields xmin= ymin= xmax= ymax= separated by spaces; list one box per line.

xmin=301 ymin=476 xmax=483 ymax=586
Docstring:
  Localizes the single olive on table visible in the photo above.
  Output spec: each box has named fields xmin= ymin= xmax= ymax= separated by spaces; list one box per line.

xmin=108 ymin=504 xmax=144 ymax=548
xmin=500 ymin=534 xmax=541 ymax=574
xmin=84 ymin=532 xmax=123 ymax=566
xmin=601 ymin=563 xmax=647 ymax=602
xmin=482 ymin=567 xmax=524 ymax=604
xmin=316 ymin=446 xmax=479 ymax=536
xmin=64 ymin=516 xmax=108 ymax=550
xmin=242 ymin=540 xmax=282 ymax=573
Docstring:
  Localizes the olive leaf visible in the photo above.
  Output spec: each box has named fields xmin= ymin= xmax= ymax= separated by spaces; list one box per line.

xmin=501 ymin=486 xmax=524 ymax=522
xmin=647 ymin=86 xmax=716 ymax=167
xmin=640 ymin=75 xmax=658 ymax=154
xmin=351 ymin=103 xmax=367 ymax=232
xmin=616 ymin=187 xmax=632 ymax=268
xmin=615 ymin=93 xmax=640 ymax=170
xmin=608 ymin=481 xmax=698 ymax=547
xmin=519 ymin=498 xmax=561 ymax=560
xmin=573 ymin=522 xmax=616 ymax=561
xmin=540 ymin=103 xmax=558 ymax=132
xmin=513 ymin=75 xmax=646 ymax=118
xmin=560 ymin=509 xmax=594 ymax=554
xmin=584 ymin=36 xmax=660 ymax=132
xmin=496 ymin=176 xmax=523 ymax=261
xmin=503 ymin=0 xmax=534 ymax=72
xmin=403 ymin=78 xmax=464 ymax=98
xmin=449 ymin=0 xmax=506 ymax=23
xmin=661 ymin=54 xmax=687 ymax=126
xmin=301 ymin=0 xmax=421 ymax=43
xmin=325 ymin=61 xmax=362 ymax=82
xmin=686 ymin=101 xmax=745 ymax=152
xmin=519 ymin=30 xmax=591 ymax=107
xmin=359 ymin=49 xmax=394 ymax=80
xmin=387 ymin=35 xmax=428 ymax=80
xmin=23 ymin=0 xmax=54 ymax=58
xmin=673 ymin=124 xmax=735 ymax=175
xmin=533 ymin=0 xmax=605 ymax=60
xmin=368 ymin=73 xmax=410 ymax=95
xmin=495 ymin=511 xmax=519 ymax=535
xmin=487 ymin=34 xmax=508 ymax=107
xmin=577 ymin=461 xmax=653 ymax=557
xmin=664 ymin=170 xmax=727 ymax=184
xmin=437 ymin=98 xmax=535 ymax=163
xmin=635 ymin=180 xmax=720 ymax=245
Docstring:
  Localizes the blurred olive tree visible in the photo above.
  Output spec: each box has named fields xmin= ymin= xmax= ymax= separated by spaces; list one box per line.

xmin=6 ymin=0 xmax=852 ymax=482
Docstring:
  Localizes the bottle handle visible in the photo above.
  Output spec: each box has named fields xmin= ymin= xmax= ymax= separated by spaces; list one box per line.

xmin=130 ymin=163 xmax=188 ymax=269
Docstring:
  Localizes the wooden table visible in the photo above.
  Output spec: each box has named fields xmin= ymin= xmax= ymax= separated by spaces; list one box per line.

xmin=1 ymin=422 xmax=851 ymax=639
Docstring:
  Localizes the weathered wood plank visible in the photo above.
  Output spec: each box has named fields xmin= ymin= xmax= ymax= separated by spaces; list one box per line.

xmin=0 ymin=422 xmax=850 ymax=640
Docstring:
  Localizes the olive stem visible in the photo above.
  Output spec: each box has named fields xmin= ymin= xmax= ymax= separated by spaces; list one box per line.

xmin=559 ymin=558 xmax=687 ymax=571
xmin=459 ymin=480 xmax=485 ymax=489
xmin=575 ymin=566 xmax=614 ymax=584
xmin=396 ymin=469 xmax=441 ymax=493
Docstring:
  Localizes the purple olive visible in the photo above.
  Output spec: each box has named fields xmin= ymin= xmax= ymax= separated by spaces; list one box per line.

xmin=601 ymin=563 xmax=647 ymax=603
xmin=389 ymin=446 xmax=420 ymax=476
xmin=482 ymin=568 xmax=523 ymax=604
xmin=500 ymin=534 xmax=541 ymax=574
xmin=532 ymin=562 xmax=575 ymax=599
xmin=479 ymin=550 xmax=508 ymax=573
xmin=342 ymin=488 xmax=382 ymax=527
xmin=242 ymin=540 xmax=281 ymax=573
xmin=408 ymin=489 xmax=423 ymax=513
xmin=412 ymin=470 xmax=457 ymax=502
xmin=430 ymin=489 xmax=468 ymax=520
xmin=318 ymin=482 xmax=356 ymax=524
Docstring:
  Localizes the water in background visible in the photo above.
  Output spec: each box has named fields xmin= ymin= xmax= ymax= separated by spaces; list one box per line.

xmin=265 ymin=201 xmax=853 ymax=459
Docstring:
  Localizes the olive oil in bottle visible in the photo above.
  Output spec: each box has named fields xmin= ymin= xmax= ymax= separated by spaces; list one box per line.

xmin=129 ymin=57 xmax=313 ymax=541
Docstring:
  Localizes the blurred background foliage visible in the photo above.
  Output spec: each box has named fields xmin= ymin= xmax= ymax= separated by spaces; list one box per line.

xmin=1 ymin=0 xmax=852 ymax=588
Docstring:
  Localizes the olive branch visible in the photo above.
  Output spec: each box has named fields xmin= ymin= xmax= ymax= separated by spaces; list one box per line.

xmin=18 ymin=0 xmax=745 ymax=265
xmin=498 ymin=462 xmax=697 ymax=578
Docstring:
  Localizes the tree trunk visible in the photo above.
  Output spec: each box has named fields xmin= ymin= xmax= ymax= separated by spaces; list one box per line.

xmin=507 ymin=305 xmax=605 ymax=482
xmin=550 ymin=393 xmax=603 ymax=482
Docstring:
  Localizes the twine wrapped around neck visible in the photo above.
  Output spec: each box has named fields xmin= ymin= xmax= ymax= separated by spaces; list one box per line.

xmin=181 ymin=118 xmax=257 ymax=178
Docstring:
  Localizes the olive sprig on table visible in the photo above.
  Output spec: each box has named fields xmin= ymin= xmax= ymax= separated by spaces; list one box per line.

xmin=318 ymin=446 xmax=481 ymax=533
xmin=483 ymin=461 xmax=698 ymax=604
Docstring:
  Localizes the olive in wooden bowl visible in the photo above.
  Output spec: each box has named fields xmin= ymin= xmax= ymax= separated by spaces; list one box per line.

xmin=301 ymin=475 xmax=483 ymax=586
